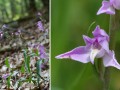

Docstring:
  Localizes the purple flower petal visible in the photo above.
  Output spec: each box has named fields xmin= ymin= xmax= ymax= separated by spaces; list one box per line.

xmin=83 ymin=35 xmax=94 ymax=45
xmin=97 ymin=37 xmax=109 ymax=53
xmin=97 ymin=1 xmax=115 ymax=15
xmin=2 ymin=74 xmax=9 ymax=79
xmin=92 ymin=25 xmax=109 ymax=41
xmin=39 ymin=45 xmax=47 ymax=59
xmin=103 ymin=51 xmax=120 ymax=69
xmin=96 ymin=48 xmax=105 ymax=58
xmin=110 ymin=0 xmax=120 ymax=10
xmin=93 ymin=26 xmax=109 ymax=53
xmin=55 ymin=46 xmax=91 ymax=63
xmin=37 ymin=21 xmax=44 ymax=31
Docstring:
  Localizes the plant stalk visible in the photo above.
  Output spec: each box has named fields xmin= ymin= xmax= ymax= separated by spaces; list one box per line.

xmin=104 ymin=10 xmax=120 ymax=90
xmin=98 ymin=59 xmax=104 ymax=82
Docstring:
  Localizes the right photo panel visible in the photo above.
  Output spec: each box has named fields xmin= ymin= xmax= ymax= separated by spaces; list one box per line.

xmin=51 ymin=0 xmax=120 ymax=90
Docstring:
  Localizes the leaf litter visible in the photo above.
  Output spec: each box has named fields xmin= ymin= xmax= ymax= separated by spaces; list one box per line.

xmin=0 ymin=14 xmax=49 ymax=90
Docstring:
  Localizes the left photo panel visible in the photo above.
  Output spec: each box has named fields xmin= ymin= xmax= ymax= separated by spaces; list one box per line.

xmin=0 ymin=0 xmax=49 ymax=90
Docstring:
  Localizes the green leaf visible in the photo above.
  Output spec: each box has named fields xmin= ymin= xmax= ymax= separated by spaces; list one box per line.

xmin=36 ymin=59 xmax=42 ymax=86
xmin=87 ymin=21 xmax=96 ymax=36
xmin=20 ymin=65 xmax=25 ymax=73
xmin=36 ymin=59 xmax=42 ymax=76
xmin=32 ymin=49 xmax=39 ymax=56
xmin=35 ymin=49 xmax=39 ymax=56
xmin=27 ymin=56 xmax=31 ymax=73
xmin=29 ymin=53 xmax=36 ymax=57
xmin=23 ymin=50 xmax=31 ymax=73
xmin=5 ymin=57 xmax=10 ymax=68
xmin=28 ymin=75 xmax=32 ymax=83
xmin=7 ymin=76 xmax=11 ymax=88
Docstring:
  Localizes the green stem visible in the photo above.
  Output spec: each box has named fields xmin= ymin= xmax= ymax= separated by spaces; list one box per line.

xmin=96 ymin=58 xmax=105 ymax=90
xmin=104 ymin=10 xmax=120 ymax=90
xmin=97 ymin=59 xmax=104 ymax=82
xmin=104 ymin=67 xmax=110 ymax=90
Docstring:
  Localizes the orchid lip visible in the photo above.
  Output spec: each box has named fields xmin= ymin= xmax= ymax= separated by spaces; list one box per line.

xmin=90 ymin=48 xmax=100 ymax=64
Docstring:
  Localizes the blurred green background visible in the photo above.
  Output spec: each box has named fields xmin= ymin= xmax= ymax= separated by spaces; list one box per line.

xmin=51 ymin=0 xmax=120 ymax=90
xmin=0 ymin=0 xmax=42 ymax=23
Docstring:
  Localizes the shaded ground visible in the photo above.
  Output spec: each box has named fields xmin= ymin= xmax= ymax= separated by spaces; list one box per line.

xmin=0 ymin=13 xmax=49 ymax=90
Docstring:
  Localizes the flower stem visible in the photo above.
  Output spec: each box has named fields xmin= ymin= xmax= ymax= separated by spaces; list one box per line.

xmin=97 ymin=59 xmax=104 ymax=81
xmin=104 ymin=10 xmax=120 ymax=90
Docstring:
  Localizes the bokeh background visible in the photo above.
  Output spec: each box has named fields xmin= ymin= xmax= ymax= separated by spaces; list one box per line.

xmin=51 ymin=0 xmax=120 ymax=90
xmin=0 ymin=0 xmax=43 ymax=23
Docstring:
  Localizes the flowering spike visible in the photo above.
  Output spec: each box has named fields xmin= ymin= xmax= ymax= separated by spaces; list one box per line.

xmin=56 ymin=25 xmax=120 ymax=70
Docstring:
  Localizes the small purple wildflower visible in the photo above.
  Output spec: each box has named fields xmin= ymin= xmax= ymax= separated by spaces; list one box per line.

xmin=28 ymin=43 xmax=47 ymax=59
xmin=15 ymin=29 xmax=21 ymax=36
xmin=41 ymin=62 xmax=49 ymax=70
xmin=2 ymin=74 xmax=9 ymax=79
xmin=2 ymin=24 xmax=7 ymax=29
xmin=28 ymin=43 xmax=39 ymax=49
xmin=37 ymin=21 xmax=44 ymax=31
xmin=39 ymin=45 xmax=47 ymax=59
xmin=97 ymin=0 xmax=120 ymax=15
xmin=33 ymin=44 xmax=39 ymax=49
xmin=38 ymin=12 xmax=42 ymax=16
xmin=0 ymin=31 xmax=3 ymax=38
xmin=56 ymin=25 xmax=120 ymax=70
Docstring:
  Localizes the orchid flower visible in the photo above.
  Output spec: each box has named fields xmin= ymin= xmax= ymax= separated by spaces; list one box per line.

xmin=2 ymin=74 xmax=9 ymax=79
xmin=39 ymin=45 xmax=47 ymax=59
xmin=97 ymin=0 xmax=120 ymax=15
xmin=37 ymin=21 xmax=44 ymax=31
xmin=55 ymin=25 xmax=120 ymax=69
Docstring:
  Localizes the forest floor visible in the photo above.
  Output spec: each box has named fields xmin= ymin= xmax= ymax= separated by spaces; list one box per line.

xmin=0 ymin=14 xmax=49 ymax=90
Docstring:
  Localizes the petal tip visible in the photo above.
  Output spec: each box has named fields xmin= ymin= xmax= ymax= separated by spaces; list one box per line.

xmin=55 ymin=55 xmax=62 ymax=59
xmin=103 ymin=50 xmax=120 ymax=70
xmin=82 ymin=35 xmax=87 ymax=39
xmin=97 ymin=11 xmax=102 ymax=15
xmin=96 ymin=1 xmax=115 ymax=15
xmin=91 ymin=60 xmax=94 ymax=64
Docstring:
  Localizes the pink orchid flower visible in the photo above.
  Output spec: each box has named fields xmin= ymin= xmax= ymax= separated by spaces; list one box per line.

xmin=97 ymin=0 xmax=120 ymax=15
xmin=56 ymin=25 xmax=120 ymax=69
